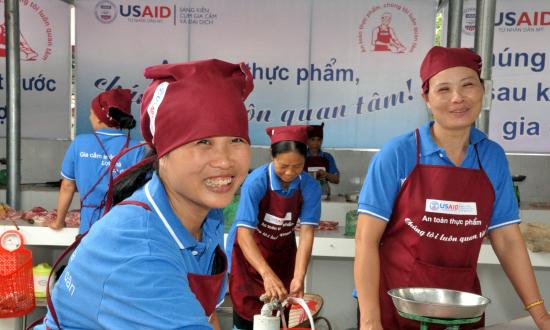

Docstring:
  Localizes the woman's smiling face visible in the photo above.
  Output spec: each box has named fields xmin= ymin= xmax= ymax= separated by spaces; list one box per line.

xmin=159 ymin=136 xmax=250 ymax=213
xmin=423 ymin=66 xmax=484 ymax=132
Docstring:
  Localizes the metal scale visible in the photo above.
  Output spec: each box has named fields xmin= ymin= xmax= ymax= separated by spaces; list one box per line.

xmin=388 ymin=287 xmax=490 ymax=330
xmin=397 ymin=311 xmax=481 ymax=330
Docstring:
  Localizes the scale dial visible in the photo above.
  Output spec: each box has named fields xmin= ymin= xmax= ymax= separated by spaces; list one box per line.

xmin=1 ymin=230 xmax=24 ymax=252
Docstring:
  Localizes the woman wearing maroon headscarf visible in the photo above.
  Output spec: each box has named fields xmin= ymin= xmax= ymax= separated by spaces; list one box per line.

xmin=305 ymin=122 xmax=340 ymax=199
xmin=50 ymin=88 xmax=144 ymax=233
xmin=354 ymin=47 xmax=550 ymax=329
xmin=226 ymin=125 xmax=321 ymax=330
xmin=36 ymin=59 xmax=253 ymax=330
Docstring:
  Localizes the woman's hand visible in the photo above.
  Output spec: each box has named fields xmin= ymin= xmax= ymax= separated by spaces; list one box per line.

xmin=534 ymin=312 xmax=550 ymax=330
xmin=48 ymin=218 xmax=65 ymax=230
xmin=261 ymin=270 xmax=288 ymax=301
xmin=360 ymin=320 xmax=384 ymax=330
xmin=316 ymin=169 xmax=327 ymax=179
xmin=289 ymin=277 xmax=304 ymax=298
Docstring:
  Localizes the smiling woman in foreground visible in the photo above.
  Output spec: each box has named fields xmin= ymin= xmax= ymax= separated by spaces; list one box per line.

xmin=36 ymin=59 xmax=254 ymax=330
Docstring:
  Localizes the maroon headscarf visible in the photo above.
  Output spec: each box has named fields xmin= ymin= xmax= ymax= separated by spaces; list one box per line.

xmin=266 ymin=125 xmax=309 ymax=145
xmin=308 ymin=123 xmax=324 ymax=139
xmin=420 ymin=46 xmax=482 ymax=94
xmin=91 ymin=88 xmax=133 ymax=127
xmin=140 ymin=59 xmax=254 ymax=158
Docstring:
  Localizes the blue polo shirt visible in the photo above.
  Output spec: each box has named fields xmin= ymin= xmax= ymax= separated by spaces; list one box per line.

xmin=358 ymin=121 xmax=520 ymax=231
xmin=225 ymin=162 xmax=322 ymax=272
xmin=36 ymin=173 xmax=223 ymax=330
xmin=61 ymin=128 xmax=145 ymax=233
xmin=306 ymin=150 xmax=340 ymax=175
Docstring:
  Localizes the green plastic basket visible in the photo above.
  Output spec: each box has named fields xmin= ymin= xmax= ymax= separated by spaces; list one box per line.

xmin=345 ymin=210 xmax=358 ymax=237
xmin=223 ymin=195 xmax=240 ymax=233
xmin=0 ymin=169 xmax=6 ymax=186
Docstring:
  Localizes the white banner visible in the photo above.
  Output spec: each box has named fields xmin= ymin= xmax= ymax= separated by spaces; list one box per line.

xmin=76 ymin=0 xmax=436 ymax=148
xmin=453 ymin=0 xmax=550 ymax=153
xmin=0 ymin=0 xmax=71 ymax=139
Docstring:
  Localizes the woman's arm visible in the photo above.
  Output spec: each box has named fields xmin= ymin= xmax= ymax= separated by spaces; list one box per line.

xmin=354 ymin=213 xmax=387 ymax=330
xmin=209 ymin=311 xmax=220 ymax=330
xmin=317 ymin=169 xmax=339 ymax=184
xmin=489 ymin=224 xmax=550 ymax=329
xmin=289 ymin=224 xmax=314 ymax=298
xmin=326 ymin=171 xmax=339 ymax=184
xmin=49 ymin=179 xmax=76 ymax=230
xmin=236 ymin=227 xmax=288 ymax=300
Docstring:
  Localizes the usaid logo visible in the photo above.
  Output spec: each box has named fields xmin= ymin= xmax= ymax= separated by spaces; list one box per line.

xmin=462 ymin=7 xmax=476 ymax=36
xmin=425 ymin=199 xmax=477 ymax=216
xmin=495 ymin=11 xmax=550 ymax=27
xmin=462 ymin=9 xmax=548 ymax=33
xmin=95 ymin=1 xmax=117 ymax=24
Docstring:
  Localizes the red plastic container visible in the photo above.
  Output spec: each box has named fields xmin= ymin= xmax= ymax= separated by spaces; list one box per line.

xmin=0 ymin=230 xmax=36 ymax=318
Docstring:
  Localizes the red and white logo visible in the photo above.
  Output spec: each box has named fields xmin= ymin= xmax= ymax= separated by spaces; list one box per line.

xmin=462 ymin=7 xmax=477 ymax=36
xmin=358 ymin=3 xmax=419 ymax=54
xmin=0 ymin=0 xmax=54 ymax=62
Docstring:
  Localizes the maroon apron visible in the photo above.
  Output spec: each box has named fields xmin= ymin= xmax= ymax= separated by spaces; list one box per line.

xmin=374 ymin=27 xmax=391 ymax=51
xmin=229 ymin=175 xmax=303 ymax=321
xmin=305 ymin=154 xmax=329 ymax=173
xmin=187 ymin=245 xmax=228 ymax=317
xmin=305 ymin=155 xmax=331 ymax=197
xmin=378 ymin=130 xmax=495 ymax=329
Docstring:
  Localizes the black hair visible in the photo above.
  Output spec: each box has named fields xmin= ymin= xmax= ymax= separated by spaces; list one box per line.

xmin=111 ymin=146 xmax=157 ymax=205
xmin=109 ymin=107 xmax=136 ymax=130
xmin=270 ymin=141 xmax=307 ymax=159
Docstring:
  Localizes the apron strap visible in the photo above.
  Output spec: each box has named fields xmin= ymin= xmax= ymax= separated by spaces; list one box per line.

xmin=92 ymin=131 xmax=132 ymax=176
xmin=79 ymin=132 xmax=132 ymax=227
xmin=46 ymin=231 xmax=89 ymax=329
xmin=474 ymin=144 xmax=483 ymax=170
xmin=117 ymin=200 xmax=151 ymax=211
xmin=25 ymin=316 xmax=45 ymax=330
xmin=103 ymin=143 xmax=154 ymax=215
xmin=414 ymin=129 xmax=421 ymax=165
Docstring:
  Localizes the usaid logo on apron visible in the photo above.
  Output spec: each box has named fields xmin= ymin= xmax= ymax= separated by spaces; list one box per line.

xmin=263 ymin=212 xmax=292 ymax=226
xmin=425 ymin=199 xmax=477 ymax=216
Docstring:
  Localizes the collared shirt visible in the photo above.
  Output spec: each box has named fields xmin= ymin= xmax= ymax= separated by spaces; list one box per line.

xmin=306 ymin=150 xmax=340 ymax=175
xmin=358 ymin=121 xmax=520 ymax=231
xmin=225 ymin=162 xmax=321 ymax=271
xmin=36 ymin=173 xmax=221 ymax=330
xmin=61 ymin=128 xmax=145 ymax=233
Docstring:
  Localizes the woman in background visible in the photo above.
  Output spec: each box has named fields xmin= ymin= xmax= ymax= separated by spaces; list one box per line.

xmin=226 ymin=125 xmax=321 ymax=330
xmin=49 ymin=88 xmax=144 ymax=233
xmin=305 ymin=122 xmax=340 ymax=198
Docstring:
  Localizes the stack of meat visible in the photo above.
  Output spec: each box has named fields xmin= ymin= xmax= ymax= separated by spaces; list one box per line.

xmin=295 ymin=220 xmax=339 ymax=231
xmin=0 ymin=204 xmax=23 ymax=221
xmin=0 ymin=204 xmax=80 ymax=228
xmin=520 ymin=222 xmax=550 ymax=253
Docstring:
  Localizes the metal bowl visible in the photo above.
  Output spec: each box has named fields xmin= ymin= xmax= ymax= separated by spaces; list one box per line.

xmin=387 ymin=287 xmax=490 ymax=319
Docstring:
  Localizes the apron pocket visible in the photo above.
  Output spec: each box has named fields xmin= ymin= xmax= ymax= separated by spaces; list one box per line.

xmin=408 ymin=259 xmax=476 ymax=291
